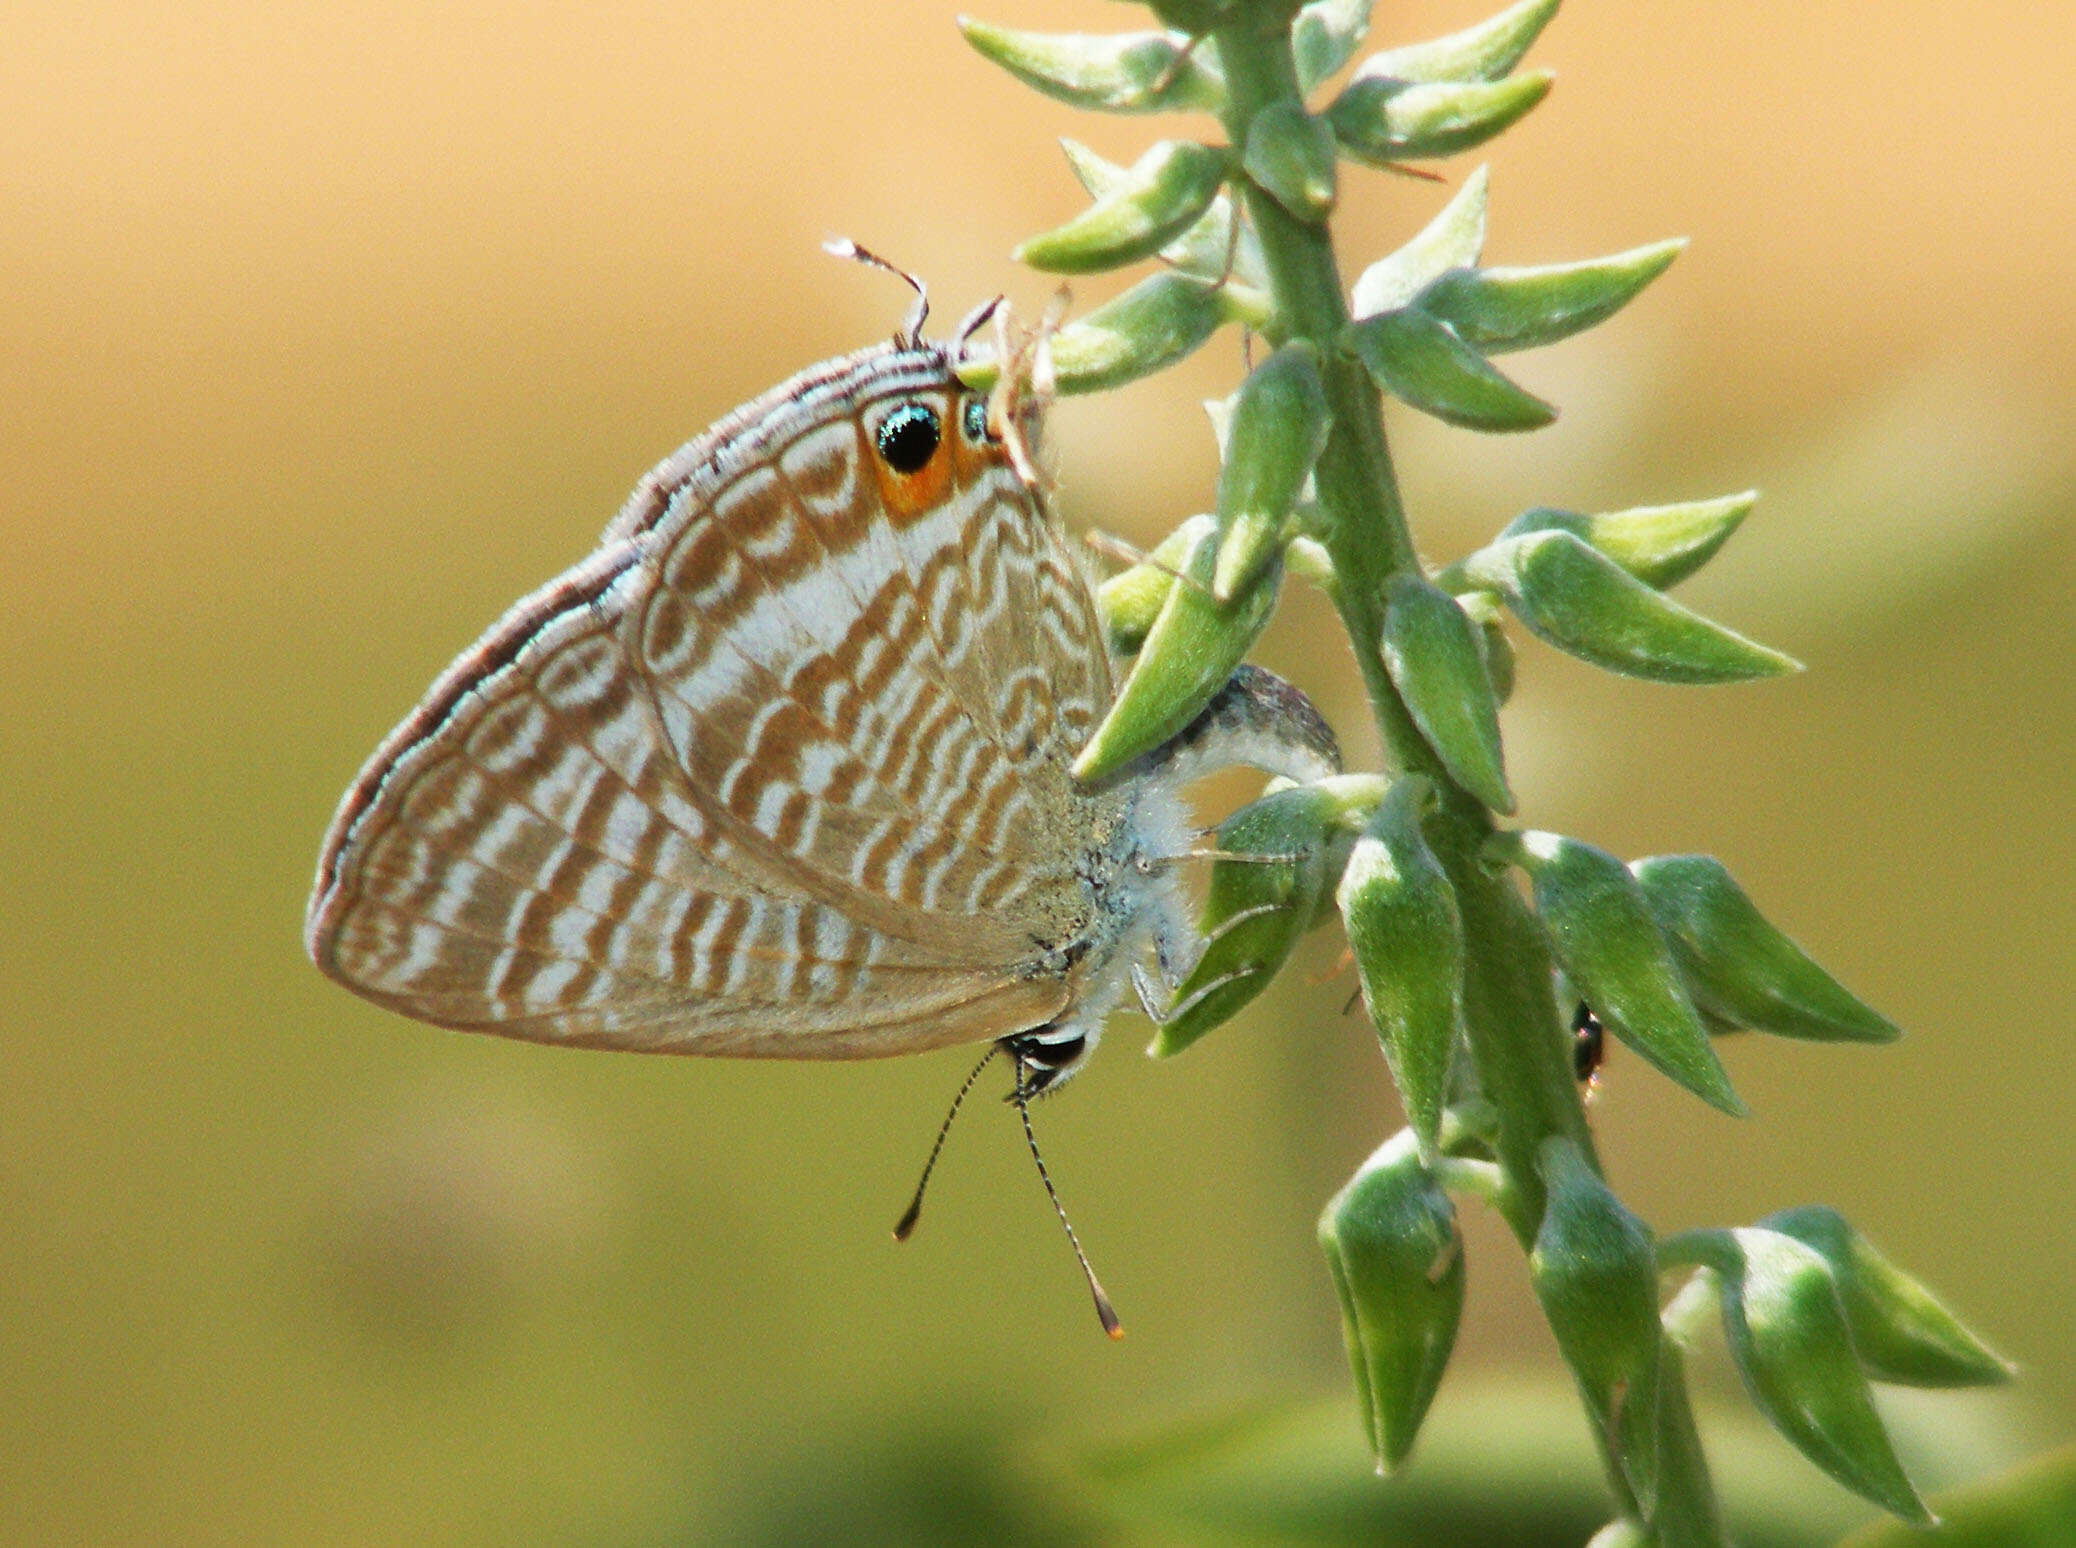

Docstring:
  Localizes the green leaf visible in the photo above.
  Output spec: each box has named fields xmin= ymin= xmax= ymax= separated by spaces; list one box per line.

xmin=1243 ymin=101 xmax=1338 ymax=222
xmin=1017 ymin=140 xmax=1230 ymax=274
xmin=1413 ymin=239 xmax=1684 ymax=353
xmin=1319 ymin=1130 xmax=1465 ymax=1470
xmin=1061 ymin=138 xmax=1269 ymax=288
xmin=1293 ymin=0 xmax=1376 ymax=94
xmin=1047 ymin=271 xmax=1236 ymax=394
xmin=1214 ymin=343 xmax=1331 ymax=601
xmin=1531 ymin=1138 xmax=1662 ymax=1513
xmin=1336 ymin=778 xmax=1466 ymax=1150
xmin=1328 ymin=72 xmax=1553 ymax=164
xmin=1491 ymin=492 xmax=1754 ymax=590
xmin=1351 ymin=164 xmax=1489 ymax=318
xmin=1630 ymin=855 xmax=1899 ymax=1043
xmin=1381 ymin=575 xmax=1512 ymax=810
xmin=1505 ymin=830 xmax=1744 ymax=1116
xmin=1717 ymin=1229 xmax=1933 ymax=1523
xmin=1345 ymin=308 xmax=1554 ymax=431
xmin=1156 ymin=774 xmax=1383 ymax=1057
xmin=1761 ymin=1207 xmax=2016 ymax=1389
xmin=1456 ymin=529 xmax=1801 ymax=683
xmin=1096 ymin=514 xmax=1213 ymax=655
xmin=1073 ymin=523 xmax=1280 ymax=782
xmin=1352 ymin=0 xmax=1561 ymax=85
xmin=958 ymin=17 xmax=1226 ymax=113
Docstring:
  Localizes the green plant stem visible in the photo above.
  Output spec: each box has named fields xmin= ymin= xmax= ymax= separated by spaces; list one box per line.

xmin=1210 ymin=13 xmax=1592 ymax=1235
xmin=1211 ymin=16 xmax=1718 ymax=1534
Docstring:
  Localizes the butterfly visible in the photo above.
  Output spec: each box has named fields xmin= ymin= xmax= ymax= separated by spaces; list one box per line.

xmin=305 ymin=264 xmax=1337 ymax=1328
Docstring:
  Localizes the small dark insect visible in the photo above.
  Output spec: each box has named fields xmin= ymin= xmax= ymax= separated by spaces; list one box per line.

xmin=1572 ymin=1001 xmax=1607 ymax=1084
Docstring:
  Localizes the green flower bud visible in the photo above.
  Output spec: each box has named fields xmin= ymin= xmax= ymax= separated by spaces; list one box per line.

xmin=1647 ymin=1342 xmax=1731 ymax=1548
xmin=959 ymin=18 xmax=1226 ymax=114
xmin=1629 ymin=855 xmax=1899 ymax=1044
xmin=1096 ymin=515 xmax=1214 ymax=656
xmin=1502 ymin=830 xmax=1743 ymax=1116
xmin=1413 ymin=240 xmax=1684 ymax=355
xmin=1243 ymin=101 xmax=1338 ymax=222
xmin=1351 ymin=0 xmax=1560 ymax=85
xmin=1350 ymin=164 xmax=1488 ymax=318
xmin=1761 ymin=1207 xmax=2015 ymax=1388
xmin=1214 ymin=344 xmax=1331 ymax=601
xmin=1048 ymin=271 xmax=1239 ymax=395
xmin=1292 ymin=0 xmax=1376 ymax=94
xmin=1711 ymin=1228 xmax=1933 ymax=1524
xmin=1453 ymin=529 xmax=1801 ymax=684
xmin=1327 ymin=72 xmax=1553 ymax=166
xmin=1017 ymin=141 xmax=1230 ymax=275
xmin=1492 ymin=493 xmax=1754 ymax=591
xmin=1154 ymin=773 xmax=1385 ymax=1057
xmin=1344 ymin=308 xmax=1555 ymax=431
xmin=1073 ymin=523 xmax=1281 ymax=783
xmin=1318 ymin=1130 xmax=1465 ymax=1471
xmin=1381 ymin=575 xmax=1513 ymax=812
xmin=1336 ymin=777 xmax=1465 ymax=1149
xmin=1531 ymin=1137 xmax=1662 ymax=1511
xmin=1062 ymin=139 xmax=1269 ymax=288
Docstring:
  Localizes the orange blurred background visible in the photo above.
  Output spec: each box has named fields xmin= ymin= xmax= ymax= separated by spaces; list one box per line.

xmin=4 ymin=2 xmax=2072 ymax=1543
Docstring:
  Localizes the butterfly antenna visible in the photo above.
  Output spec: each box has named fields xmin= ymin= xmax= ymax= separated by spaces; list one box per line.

xmin=893 ymin=1043 xmax=999 ymax=1242
xmin=1010 ymin=1053 xmax=1124 ymax=1340
xmin=823 ymin=238 xmax=930 ymax=347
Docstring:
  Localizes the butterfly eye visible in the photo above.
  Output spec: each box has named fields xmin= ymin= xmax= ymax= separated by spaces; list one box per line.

xmin=961 ymin=394 xmax=993 ymax=444
xmin=875 ymin=402 xmax=941 ymax=474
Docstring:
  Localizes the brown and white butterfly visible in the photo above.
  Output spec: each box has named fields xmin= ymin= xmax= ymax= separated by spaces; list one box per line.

xmin=305 ymin=285 xmax=1336 ymax=1324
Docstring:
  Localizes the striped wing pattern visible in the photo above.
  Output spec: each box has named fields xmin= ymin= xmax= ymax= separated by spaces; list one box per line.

xmin=307 ymin=344 xmax=1113 ymax=1056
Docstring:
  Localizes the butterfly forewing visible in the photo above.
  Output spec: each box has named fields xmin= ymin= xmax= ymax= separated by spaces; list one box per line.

xmin=308 ymin=342 xmax=1099 ymax=1056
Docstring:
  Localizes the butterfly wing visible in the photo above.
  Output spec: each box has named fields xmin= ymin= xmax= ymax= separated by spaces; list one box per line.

xmin=307 ymin=345 xmax=1098 ymax=1056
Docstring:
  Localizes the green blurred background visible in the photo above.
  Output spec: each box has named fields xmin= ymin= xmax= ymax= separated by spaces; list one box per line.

xmin=5 ymin=2 xmax=2072 ymax=1543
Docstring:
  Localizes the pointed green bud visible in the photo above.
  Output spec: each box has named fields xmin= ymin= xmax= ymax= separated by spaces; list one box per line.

xmin=1762 ymin=1207 xmax=2015 ymax=1389
xmin=1318 ymin=1129 xmax=1465 ymax=1471
xmin=1074 ymin=523 xmax=1280 ymax=783
xmin=1648 ymin=1342 xmax=1732 ymax=1548
xmin=1017 ymin=141 xmax=1230 ymax=275
xmin=1352 ymin=0 xmax=1560 ymax=85
xmin=1454 ymin=529 xmax=1801 ymax=683
xmin=1327 ymin=72 xmax=1553 ymax=165
xmin=1413 ymin=240 xmax=1684 ymax=355
xmin=1048 ymin=271 xmax=1237 ymax=394
xmin=1243 ymin=102 xmax=1338 ymax=222
xmin=1097 ymin=515 xmax=1214 ymax=656
xmin=1381 ymin=576 xmax=1513 ymax=812
xmin=1630 ymin=855 xmax=1900 ymax=1044
xmin=1062 ymin=138 xmax=1269 ymax=288
xmin=1493 ymin=492 xmax=1754 ymax=591
xmin=1500 ymin=830 xmax=1744 ymax=1116
xmin=1709 ymin=1228 xmax=1933 ymax=1523
xmin=1351 ymin=165 xmax=1489 ymax=318
xmin=1293 ymin=0 xmax=1376 ymax=93
xmin=1345 ymin=307 xmax=1555 ymax=431
xmin=1582 ymin=1524 xmax=1648 ymax=1548
xmin=958 ymin=18 xmax=1226 ymax=113
xmin=1531 ymin=1137 xmax=1662 ymax=1511
xmin=1214 ymin=344 xmax=1331 ymax=601
xmin=1155 ymin=774 xmax=1385 ymax=1057
xmin=1336 ymin=778 xmax=1465 ymax=1150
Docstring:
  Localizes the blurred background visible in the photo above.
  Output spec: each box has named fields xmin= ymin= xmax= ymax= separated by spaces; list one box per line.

xmin=4 ymin=2 xmax=2072 ymax=1543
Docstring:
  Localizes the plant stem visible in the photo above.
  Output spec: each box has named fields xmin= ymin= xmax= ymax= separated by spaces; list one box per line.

xmin=1210 ymin=14 xmax=1595 ymax=1234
